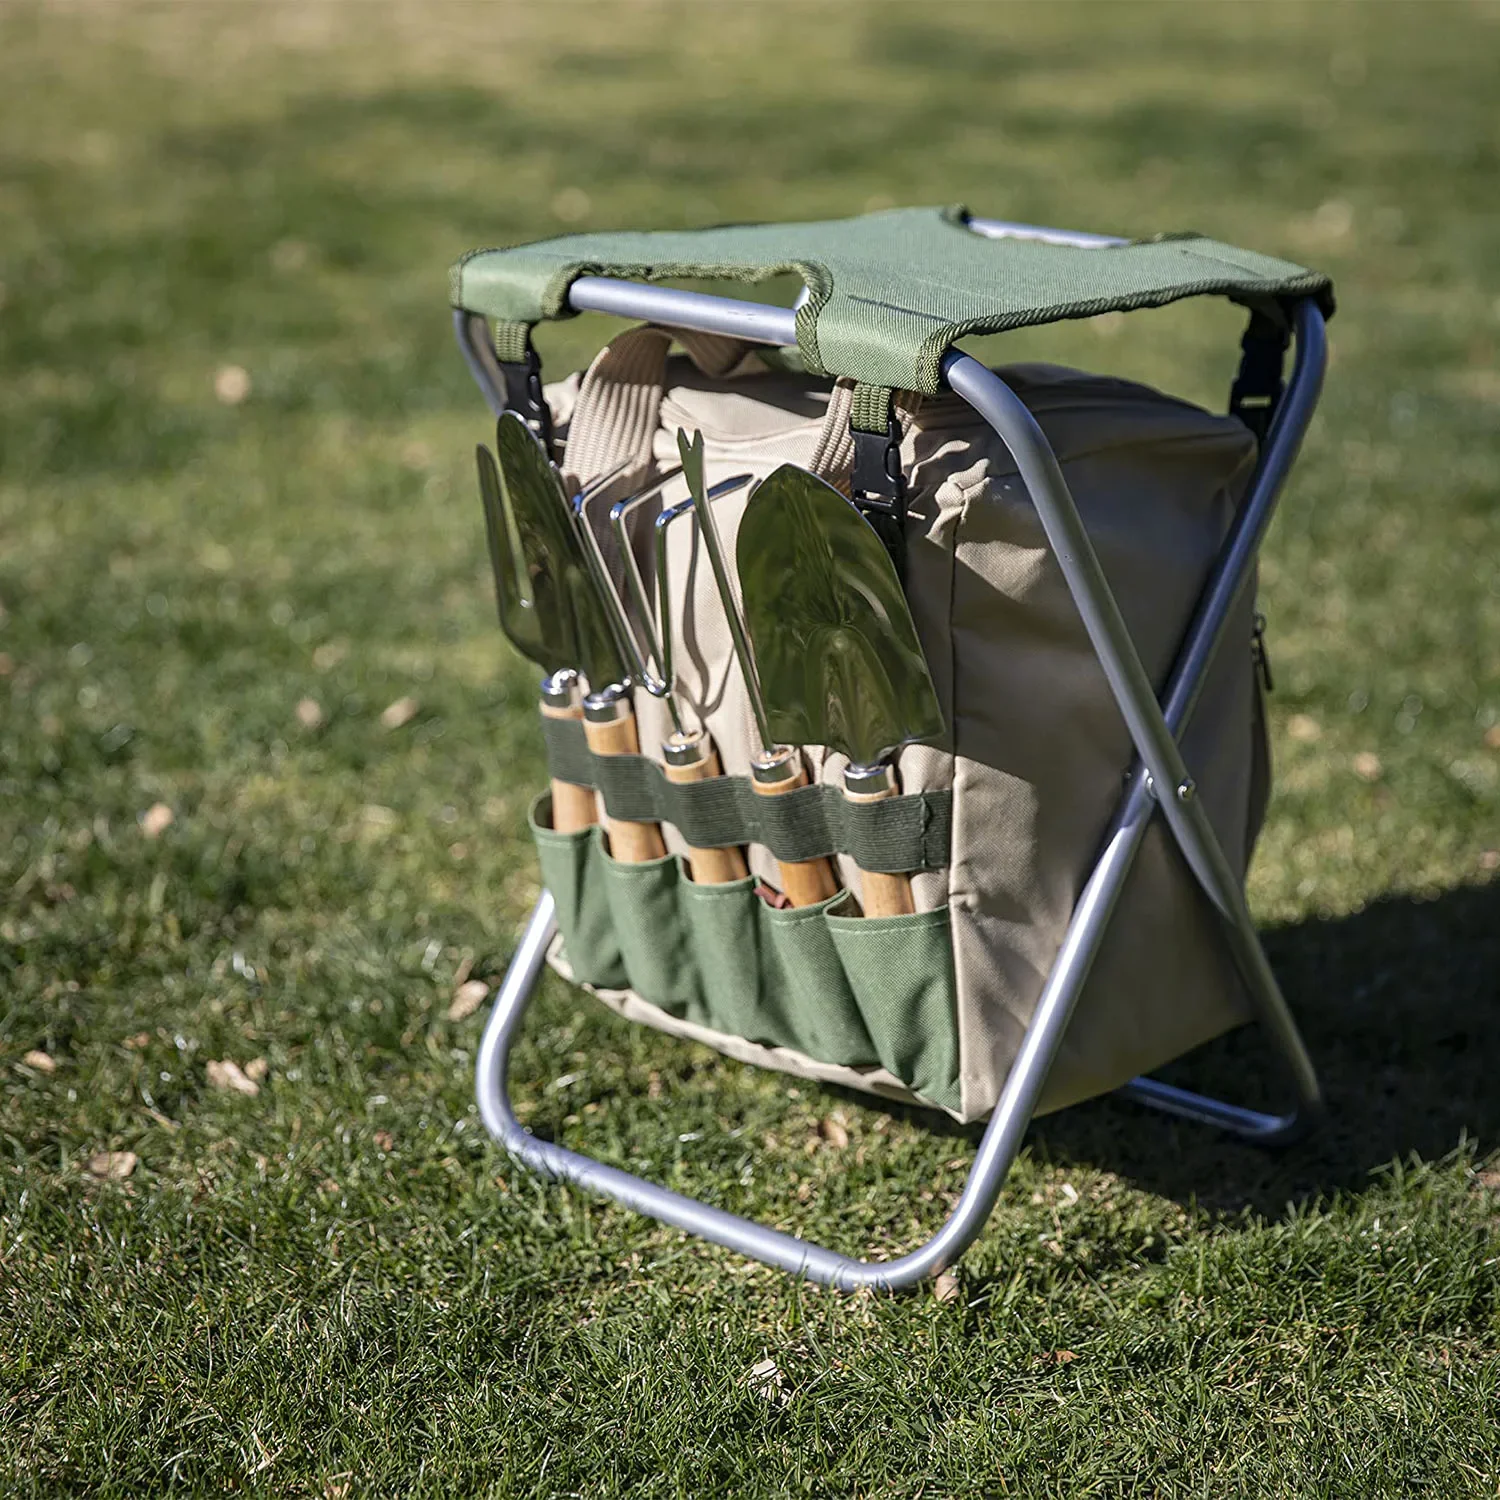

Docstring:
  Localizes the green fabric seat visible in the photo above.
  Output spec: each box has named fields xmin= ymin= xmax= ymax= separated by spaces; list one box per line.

xmin=450 ymin=205 xmax=1333 ymax=394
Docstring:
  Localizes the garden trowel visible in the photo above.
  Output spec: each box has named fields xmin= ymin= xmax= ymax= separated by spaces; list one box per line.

xmin=736 ymin=463 xmax=945 ymax=916
xmin=678 ymin=430 xmax=842 ymax=908
xmin=477 ymin=413 xmax=664 ymax=859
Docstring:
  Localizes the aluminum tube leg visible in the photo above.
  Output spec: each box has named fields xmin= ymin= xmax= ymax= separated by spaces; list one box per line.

xmin=474 ymin=776 xmax=1153 ymax=1290
xmin=453 ymin=309 xmax=508 ymax=418
xmin=943 ymin=352 xmax=1322 ymax=1112
xmin=1152 ymin=301 xmax=1326 ymax=737
xmin=945 ymin=351 xmax=1249 ymax=921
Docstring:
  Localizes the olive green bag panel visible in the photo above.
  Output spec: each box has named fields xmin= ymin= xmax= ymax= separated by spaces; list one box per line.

xmin=532 ymin=797 xmax=965 ymax=1113
xmin=532 ymin=347 xmax=1268 ymax=1123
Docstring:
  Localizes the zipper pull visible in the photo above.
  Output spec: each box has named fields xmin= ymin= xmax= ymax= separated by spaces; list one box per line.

xmin=1252 ymin=611 xmax=1275 ymax=694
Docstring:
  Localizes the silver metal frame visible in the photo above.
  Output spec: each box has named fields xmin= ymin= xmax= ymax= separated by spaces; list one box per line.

xmin=455 ymin=221 xmax=1327 ymax=1289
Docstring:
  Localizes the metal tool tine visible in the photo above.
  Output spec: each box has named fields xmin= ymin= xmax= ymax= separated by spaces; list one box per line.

xmin=575 ymin=457 xmax=636 ymax=506
xmin=606 ymin=465 xmax=685 ymax=697
xmin=612 ymin=468 xmax=751 ymax=682
xmin=651 ymin=475 xmax=753 ymax=714
xmin=677 ymin=428 xmax=776 ymax=752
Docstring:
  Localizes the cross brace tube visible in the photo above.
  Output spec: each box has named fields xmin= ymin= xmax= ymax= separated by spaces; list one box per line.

xmin=460 ymin=272 xmax=1327 ymax=1289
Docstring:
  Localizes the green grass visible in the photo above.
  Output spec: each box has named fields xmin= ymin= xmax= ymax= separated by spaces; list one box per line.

xmin=3 ymin=3 xmax=1499 ymax=1494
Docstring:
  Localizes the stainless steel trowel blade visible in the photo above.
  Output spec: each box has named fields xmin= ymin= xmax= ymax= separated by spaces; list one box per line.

xmin=477 ymin=441 xmax=554 ymax=675
xmin=736 ymin=463 xmax=944 ymax=768
xmin=493 ymin=411 xmax=629 ymax=692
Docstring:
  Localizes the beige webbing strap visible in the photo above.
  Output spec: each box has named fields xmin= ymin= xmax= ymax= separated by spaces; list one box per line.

xmin=560 ymin=327 xmax=672 ymax=497
xmin=560 ymin=324 xmax=921 ymax=501
xmin=561 ymin=325 xmax=756 ymax=495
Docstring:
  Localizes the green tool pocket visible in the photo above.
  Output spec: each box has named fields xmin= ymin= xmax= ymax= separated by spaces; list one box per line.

xmin=529 ymin=797 xmax=961 ymax=1112
xmin=530 ymin=795 xmax=627 ymax=989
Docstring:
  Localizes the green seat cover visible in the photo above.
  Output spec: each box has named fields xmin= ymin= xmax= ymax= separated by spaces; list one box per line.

xmin=450 ymin=206 xmax=1333 ymax=394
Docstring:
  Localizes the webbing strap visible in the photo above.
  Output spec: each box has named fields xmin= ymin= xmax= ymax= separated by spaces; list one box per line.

xmin=493 ymin=320 xmax=552 ymax=446
xmin=851 ymin=382 xmax=895 ymax=434
xmin=541 ymin=716 xmax=952 ymax=874
xmin=493 ymin=320 xmax=533 ymax=364
xmin=1228 ymin=309 xmax=1290 ymax=445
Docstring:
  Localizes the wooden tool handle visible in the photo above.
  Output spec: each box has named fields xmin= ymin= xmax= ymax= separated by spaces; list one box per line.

xmin=583 ymin=709 xmax=667 ymax=863
xmin=752 ymin=763 xmax=841 ymax=908
xmin=539 ymin=699 xmax=598 ymax=835
xmin=843 ymin=779 xmax=914 ymax=917
xmin=663 ymin=747 xmax=749 ymax=885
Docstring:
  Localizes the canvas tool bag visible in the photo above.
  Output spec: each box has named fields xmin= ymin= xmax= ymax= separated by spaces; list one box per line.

xmin=528 ymin=325 xmax=1267 ymax=1124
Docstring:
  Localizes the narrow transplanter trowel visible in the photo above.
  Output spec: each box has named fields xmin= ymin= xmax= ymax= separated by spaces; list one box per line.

xmin=478 ymin=412 xmax=663 ymax=859
xmin=736 ymin=463 xmax=946 ymax=917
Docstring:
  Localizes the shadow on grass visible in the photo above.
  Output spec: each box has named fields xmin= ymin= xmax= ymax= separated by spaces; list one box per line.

xmin=1028 ymin=879 xmax=1500 ymax=1219
xmin=630 ymin=876 xmax=1500 ymax=1237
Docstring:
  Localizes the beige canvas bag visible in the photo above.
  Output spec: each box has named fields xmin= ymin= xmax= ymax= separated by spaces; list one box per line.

xmin=530 ymin=328 xmax=1266 ymax=1123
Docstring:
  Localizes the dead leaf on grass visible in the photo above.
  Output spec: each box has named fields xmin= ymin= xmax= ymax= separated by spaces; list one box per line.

xmin=447 ymin=979 xmax=488 ymax=1021
xmin=933 ymin=1270 xmax=961 ymax=1304
xmin=206 ymin=1059 xmax=260 ymax=1097
xmin=374 ymin=1131 xmax=394 ymax=1153
xmin=295 ymin=697 xmax=324 ymax=729
xmin=748 ymin=1356 xmax=790 ymax=1406
xmin=380 ymin=696 xmax=419 ymax=730
xmin=1485 ymin=725 xmax=1500 ymax=751
xmin=87 ymin=1150 xmax=138 ymax=1180
xmin=22 ymin=1049 xmax=57 ymax=1074
xmin=214 ymin=364 xmax=251 ymax=404
xmin=1352 ymin=751 xmax=1383 ymax=782
xmin=269 ymin=238 xmax=310 ymax=274
xmin=818 ymin=1115 xmax=850 ymax=1149
xmin=244 ymin=1057 xmax=269 ymax=1082
xmin=1287 ymin=714 xmax=1322 ymax=742
xmin=123 ymin=1032 xmax=151 ymax=1050
xmin=140 ymin=802 xmax=175 ymax=838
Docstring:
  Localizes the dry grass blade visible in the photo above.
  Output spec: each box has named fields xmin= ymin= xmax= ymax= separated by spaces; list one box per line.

xmin=380 ymin=696 xmax=419 ymax=730
xmin=447 ymin=979 xmax=489 ymax=1021
xmin=206 ymin=1059 xmax=260 ymax=1097
xmin=86 ymin=1151 xmax=138 ymax=1180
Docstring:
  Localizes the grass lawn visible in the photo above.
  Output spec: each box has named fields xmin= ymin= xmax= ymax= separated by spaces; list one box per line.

xmin=3 ymin=3 xmax=1499 ymax=1494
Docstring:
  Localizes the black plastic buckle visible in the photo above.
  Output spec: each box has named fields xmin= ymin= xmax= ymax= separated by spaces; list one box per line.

xmin=1229 ymin=310 xmax=1290 ymax=446
xmin=501 ymin=344 xmax=553 ymax=450
xmin=851 ymin=416 xmax=907 ymax=582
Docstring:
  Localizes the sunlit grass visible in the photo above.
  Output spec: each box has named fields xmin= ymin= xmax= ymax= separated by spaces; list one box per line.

xmin=2 ymin=3 xmax=1498 ymax=1494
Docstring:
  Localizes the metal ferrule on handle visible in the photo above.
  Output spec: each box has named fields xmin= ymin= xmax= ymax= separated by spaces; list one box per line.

xmin=842 ymin=762 xmax=898 ymax=796
xmin=539 ymin=668 xmax=585 ymax=712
